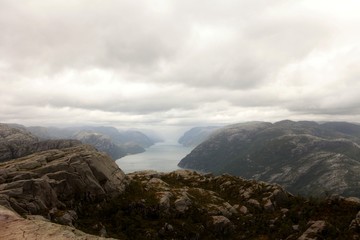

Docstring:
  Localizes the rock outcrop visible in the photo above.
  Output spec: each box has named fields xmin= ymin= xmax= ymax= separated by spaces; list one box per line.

xmin=178 ymin=120 xmax=360 ymax=197
xmin=0 ymin=206 xmax=114 ymax=240
xmin=0 ymin=145 xmax=127 ymax=220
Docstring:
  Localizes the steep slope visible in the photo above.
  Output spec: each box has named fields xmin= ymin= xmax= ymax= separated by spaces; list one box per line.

xmin=178 ymin=120 xmax=360 ymax=197
xmin=178 ymin=126 xmax=221 ymax=147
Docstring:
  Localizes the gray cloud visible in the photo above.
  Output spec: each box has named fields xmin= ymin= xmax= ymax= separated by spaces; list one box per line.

xmin=1 ymin=0 xmax=360 ymax=138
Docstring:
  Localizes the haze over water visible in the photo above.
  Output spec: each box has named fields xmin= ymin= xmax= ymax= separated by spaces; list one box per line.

xmin=115 ymin=142 xmax=193 ymax=173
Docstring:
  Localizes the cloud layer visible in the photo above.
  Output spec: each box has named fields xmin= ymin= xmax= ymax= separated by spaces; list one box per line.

xmin=1 ymin=0 xmax=360 ymax=137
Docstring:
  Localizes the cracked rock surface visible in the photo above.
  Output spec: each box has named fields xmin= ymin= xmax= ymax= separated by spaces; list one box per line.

xmin=0 ymin=205 xmax=114 ymax=240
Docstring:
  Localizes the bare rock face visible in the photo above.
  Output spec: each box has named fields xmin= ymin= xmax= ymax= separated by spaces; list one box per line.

xmin=0 ymin=205 xmax=114 ymax=240
xmin=0 ymin=145 xmax=127 ymax=217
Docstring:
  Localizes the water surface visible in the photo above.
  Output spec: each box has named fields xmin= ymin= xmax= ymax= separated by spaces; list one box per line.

xmin=115 ymin=142 xmax=193 ymax=173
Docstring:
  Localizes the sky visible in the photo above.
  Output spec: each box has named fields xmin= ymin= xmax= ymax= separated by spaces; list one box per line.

xmin=1 ymin=0 xmax=360 ymax=139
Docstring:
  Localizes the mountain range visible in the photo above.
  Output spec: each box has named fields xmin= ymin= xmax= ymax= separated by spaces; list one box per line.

xmin=6 ymin=124 xmax=161 ymax=160
xmin=178 ymin=120 xmax=360 ymax=197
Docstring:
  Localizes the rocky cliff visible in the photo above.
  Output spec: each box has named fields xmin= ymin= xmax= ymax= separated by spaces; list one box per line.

xmin=0 ymin=145 xmax=127 ymax=217
xmin=178 ymin=120 xmax=360 ymax=197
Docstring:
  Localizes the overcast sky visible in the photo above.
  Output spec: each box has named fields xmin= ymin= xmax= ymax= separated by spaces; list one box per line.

xmin=1 ymin=0 xmax=360 ymax=139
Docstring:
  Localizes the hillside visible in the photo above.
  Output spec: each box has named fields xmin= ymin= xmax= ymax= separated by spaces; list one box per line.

xmin=25 ymin=125 xmax=157 ymax=159
xmin=178 ymin=120 xmax=360 ymax=197
xmin=178 ymin=126 xmax=221 ymax=147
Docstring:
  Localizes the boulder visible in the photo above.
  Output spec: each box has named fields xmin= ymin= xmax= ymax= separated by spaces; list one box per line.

xmin=209 ymin=215 xmax=235 ymax=235
xmin=0 ymin=145 xmax=127 ymax=216
xmin=174 ymin=192 xmax=192 ymax=213
xmin=298 ymin=220 xmax=327 ymax=240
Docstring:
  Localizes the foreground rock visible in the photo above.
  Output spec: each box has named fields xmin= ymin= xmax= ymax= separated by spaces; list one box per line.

xmin=0 ymin=145 xmax=127 ymax=220
xmin=0 ymin=206 xmax=114 ymax=240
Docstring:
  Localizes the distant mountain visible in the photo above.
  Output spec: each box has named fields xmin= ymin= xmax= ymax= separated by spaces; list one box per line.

xmin=73 ymin=131 xmax=127 ymax=159
xmin=0 ymin=123 xmax=81 ymax=163
xmin=25 ymin=125 xmax=157 ymax=158
xmin=178 ymin=126 xmax=222 ymax=147
xmin=178 ymin=120 xmax=360 ymax=197
xmin=117 ymin=130 xmax=154 ymax=148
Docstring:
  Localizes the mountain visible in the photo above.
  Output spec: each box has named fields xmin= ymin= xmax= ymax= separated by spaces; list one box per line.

xmin=0 ymin=125 xmax=359 ymax=239
xmin=178 ymin=126 xmax=221 ymax=147
xmin=25 ymin=125 xmax=157 ymax=158
xmin=0 ymin=123 xmax=81 ymax=163
xmin=73 ymin=131 xmax=127 ymax=159
xmin=178 ymin=120 xmax=360 ymax=197
xmin=116 ymin=130 xmax=154 ymax=148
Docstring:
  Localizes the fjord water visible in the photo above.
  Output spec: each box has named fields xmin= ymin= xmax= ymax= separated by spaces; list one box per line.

xmin=115 ymin=142 xmax=193 ymax=173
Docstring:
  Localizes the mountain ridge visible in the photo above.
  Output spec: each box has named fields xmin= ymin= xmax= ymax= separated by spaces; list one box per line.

xmin=178 ymin=120 xmax=360 ymax=197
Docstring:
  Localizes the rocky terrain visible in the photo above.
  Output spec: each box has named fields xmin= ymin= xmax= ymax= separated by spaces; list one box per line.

xmin=0 ymin=145 xmax=127 ymax=216
xmin=178 ymin=120 xmax=360 ymax=197
xmin=1 ymin=159 xmax=360 ymax=239
xmin=178 ymin=126 xmax=221 ymax=147
xmin=0 ymin=123 xmax=359 ymax=239
xmin=0 ymin=205 xmax=113 ymax=240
